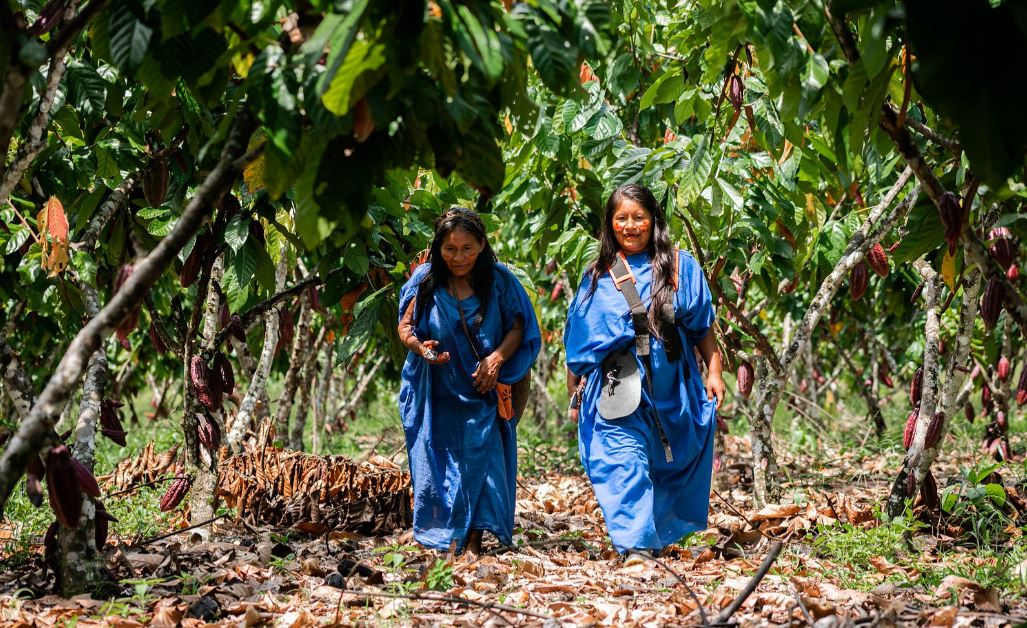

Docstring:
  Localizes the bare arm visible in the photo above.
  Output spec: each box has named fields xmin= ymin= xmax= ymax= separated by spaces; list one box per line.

xmin=697 ymin=327 xmax=725 ymax=407
xmin=397 ymin=299 xmax=449 ymax=364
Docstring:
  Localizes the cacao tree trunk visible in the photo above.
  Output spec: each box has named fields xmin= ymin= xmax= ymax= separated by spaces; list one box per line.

xmin=227 ymin=239 xmax=288 ymax=452
xmin=334 ymin=352 xmax=385 ymax=426
xmin=56 ymin=282 xmax=107 ymax=596
xmin=0 ymin=111 xmax=254 ymax=518
xmin=311 ymin=340 xmax=335 ymax=455
xmin=747 ymin=170 xmax=918 ymax=505
xmin=886 ymin=266 xmax=980 ymax=517
xmin=181 ymin=256 xmax=224 ymax=538
xmin=289 ymin=328 xmax=325 ymax=451
xmin=1 ymin=339 xmax=35 ymax=422
xmin=276 ymin=294 xmax=312 ymax=442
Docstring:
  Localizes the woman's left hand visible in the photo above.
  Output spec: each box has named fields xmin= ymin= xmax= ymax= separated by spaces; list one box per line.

xmin=706 ymin=372 xmax=726 ymax=409
xmin=472 ymin=352 xmax=505 ymax=393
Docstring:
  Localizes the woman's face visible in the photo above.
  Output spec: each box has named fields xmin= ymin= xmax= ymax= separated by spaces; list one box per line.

xmin=440 ymin=228 xmax=484 ymax=278
xmin=611 ymin=198 xmax=653 ymax=254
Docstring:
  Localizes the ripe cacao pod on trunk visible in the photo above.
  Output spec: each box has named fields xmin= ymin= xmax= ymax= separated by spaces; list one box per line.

xmin=867 ymin=243 xmax=889 ymax=277
xmin=46 ymin=445 xmax=83 ymax=529
xmin=1017 ymin=365 xmax=1027 ymax=405
xmin=988 ymin=227 xmax=1017 ymax=272
xmin=275 ymin=309 xmax=295 ymax=357
xmin=149 ymin=321 xmax=168 ymax=354
xmin=218 ymin=300 xmax=230 ymax=331
xmin=965 ymin=402 xmax=975 ymax=423
xmin=981 ymin=277 xmax=1003 ymax=330
xmin=190 ymin=355 xmax=210 ymax=392
xmin=938 ymin=191 xmax=964 ymax=256
xmin=903 ymin=407 xmax=918 ymax=450
xmin=95 ymin=500 xmax=116 ymax=549
xmin=737 ymin=361 xmax=754 ymax=399
xmin=877 ymin=360 xmax=894 ymax=388
xmin=227 ymin=314 xmax=246 ymax=342
xmin=69 ymin=456 xmax=100 ymax=498
xmin=925 ymin=411 xmax=945 ymax=449
xmin=909 ymin=367 xmax=923 ymax=406
xmin=214 ymin=352 xmax=234 ymax=396
xmin=197 ymin=413 xmax=221 ymax=450
xmin=728 ymin=74 xmax=744 ymax=111
xmin=850 ymin=262 xmax=869 ymax=301
xmin=160 ymin=475 xmax=191 ymax=512
xmin=142 ymin=156 xmax=169 ymax=208
xmin=100 ymin=399 xmax=127 ymax=446
xmin=998 ymin=356 xmax=1011 ymax=381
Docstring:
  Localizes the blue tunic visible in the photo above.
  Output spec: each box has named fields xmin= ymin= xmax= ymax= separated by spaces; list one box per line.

xmin=398 ymin=263 xmax=541 ymax=552
xmin=564 ymin=250 xmax=716 ymax=553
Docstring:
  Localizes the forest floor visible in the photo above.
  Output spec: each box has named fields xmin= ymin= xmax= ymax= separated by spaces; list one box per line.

xmin=2 ymin=426 xmax=1027 ymax=626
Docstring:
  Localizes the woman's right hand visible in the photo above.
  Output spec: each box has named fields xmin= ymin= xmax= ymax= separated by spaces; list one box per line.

xmin=419 ymin=339 xmax=450 ymax=365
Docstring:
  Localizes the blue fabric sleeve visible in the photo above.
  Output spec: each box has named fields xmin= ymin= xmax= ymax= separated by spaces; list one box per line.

xmin=494 ymin=264 xmax=542 ymax=384
xmin=398 ymin=263 xmax=432 ymax=325
xmin=676 ymin=252 xmax=714 ymax=345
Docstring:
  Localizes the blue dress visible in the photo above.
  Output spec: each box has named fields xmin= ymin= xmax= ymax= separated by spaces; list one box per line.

xmin=564 ymin=250 xmax=716 ymax=553
xmin=398 ymin=263 xmax=541 ymax=552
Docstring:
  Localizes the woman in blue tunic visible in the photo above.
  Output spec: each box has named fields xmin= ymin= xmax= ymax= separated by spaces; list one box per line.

xmin=564 ymin=184 xmax=724 ymax=560
xmin=397 ymin=208 xmax=541 ymax=555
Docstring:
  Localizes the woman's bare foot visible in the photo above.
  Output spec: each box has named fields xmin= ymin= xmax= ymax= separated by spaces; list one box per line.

xmin=465 ymin=530 xmax=484 ymax=556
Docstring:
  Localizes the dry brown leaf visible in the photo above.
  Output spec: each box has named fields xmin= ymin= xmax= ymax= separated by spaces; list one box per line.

xmin=750 ymin=503 xmax=801 ymax=521
xmin=929 ymin=606 xmax=959 ymax=627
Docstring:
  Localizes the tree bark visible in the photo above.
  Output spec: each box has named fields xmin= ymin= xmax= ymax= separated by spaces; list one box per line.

xmin=747 ymin=170 xmax=917 ymax=505
xmin=311 ymin=340 xmax=335 ymax=455
xmin=276 ymin=294 xmax=311 ymax=442
xmin=227 ymin=240 xmax=288 ymax=452
xmin=0 ymin=110 xmax=254 ymax=519
xmin=290 ymin=328 xmax=325 ymax=451
xmin=885 ymin=265 xmax=980 ymax=517
xmin=56 ymin=283 xmax=107 ymax=595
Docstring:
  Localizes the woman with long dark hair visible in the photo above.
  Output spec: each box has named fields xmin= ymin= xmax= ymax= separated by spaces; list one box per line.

xmin=564 ymin=183 xmax=724 ymax=561
xmin=397 ymin=207 xmax=541 ymax=555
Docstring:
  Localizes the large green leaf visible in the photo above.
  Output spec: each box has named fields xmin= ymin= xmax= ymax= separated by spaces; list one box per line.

xmin=108 ymin=2 xmax=153 ymax=73
xmin=321 ymin=36 xmax=387 ymax=115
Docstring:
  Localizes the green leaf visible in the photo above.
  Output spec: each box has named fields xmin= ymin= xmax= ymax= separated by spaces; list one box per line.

xmin=65 ymin=62 xmax=107 ymax=120
xmin=5 ymin=225 xmax=29 ymax=255
xmin=224 ymin=215 xmax=249 ymax=252
xmin=233 ymin=240 xmax=258 ymax=287
xmin=640 ymin=68 xmax=684 ymax=110
xmin=337 ymin=285 xmax=390 ymax=362
xmin=108 ymin=3 xmax=153 ymax=73
xmin=524 ymin=17 xmax=576 ymax=93
xmin=321 ymin=36 xmax=386 ymax=116
xmin=984 ymin=483 xmax=1006 ymax=507
xmin=453 ymin=4 xmax=504 ymax=81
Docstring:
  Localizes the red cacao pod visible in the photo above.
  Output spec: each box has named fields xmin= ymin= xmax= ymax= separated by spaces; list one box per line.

xmin=850 ymin=262 xmax=869 ymax=301
xmin=46 ymin=445 xmax=83 ymax=529
xmin=214 ymin=352 xmax=234 ymax=396
xmin=911 ymin=281 xmax=925 ymax=303
xmin=149 ymin=321 xmax=168 ymax=355
xmin=1009 ymin=265 xmax=1020 ymax=281
xmin=190 ymin=355 xmax=210 ymax=392
xmin=69 ymin=456 xmax=100 ymax=498
xmin=100 ymin=399 xmax=127 ymax=446
xmin=218 ymin=300 xmax=230 ymax=331
xmin=998 ymin=356 xmax=1011 ymax=381
xmin=965 ymin=402 xmax=975 ymax=423
xmin=988 ymin=227 xmax=1016 ymax=269
xmin=903 ymin=407 xmax=918 ymax=450
xmin=938 ymin=191 xmax=964 ymax=256
xmin=925 ymin=411 xmax=944 ymax=449
xmin=142 ymin=156 xmax=170 ymax=209
xmin=160 ymin=476 xmax=191 ymax=512
xmin=275 ymin=309 xmax=295 ymax=357
xmin=550 ymin=281 xmax=564 ymax=301
xmin=227 ymin=314 xmax=246 ymax=342
xmin=910 ymin=367 xmax=923 ymax=406
xmin=197 ymin=414 xmax=221 ymax=450
xmin=95 ymin=500 xmax=116 ymax=549
xmin=981 ymin=278 xmax=1003 ymax=330
xmin=867 ymin=243 xmax=889 ymax=277
xmin=878 ymin=361 xmax=894 ymax=388
xmin=920 ymin=471 xmax=939 ymax=511
xmin=737 ymin=361 xmax=754 ymax=399
xmin=353 ymin=98 xmax=375 ymax=143
xmin=728 ymin=74 xmax=744 ymax=111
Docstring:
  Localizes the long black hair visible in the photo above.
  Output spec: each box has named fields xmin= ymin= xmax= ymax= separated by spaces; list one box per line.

xmin=415 ymin=207 xmax=498 ymax=326
xmin=586 ymin=183 xmax=677 ymax=341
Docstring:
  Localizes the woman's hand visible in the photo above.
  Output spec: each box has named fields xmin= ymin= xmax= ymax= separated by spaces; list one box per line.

xmin=705 ymin=371 xmax=726 ymax=408
xmin=419 ymin=339 xmax=450 ymax=365
xmin=472 ymin=352 xmax=504 ymax=393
